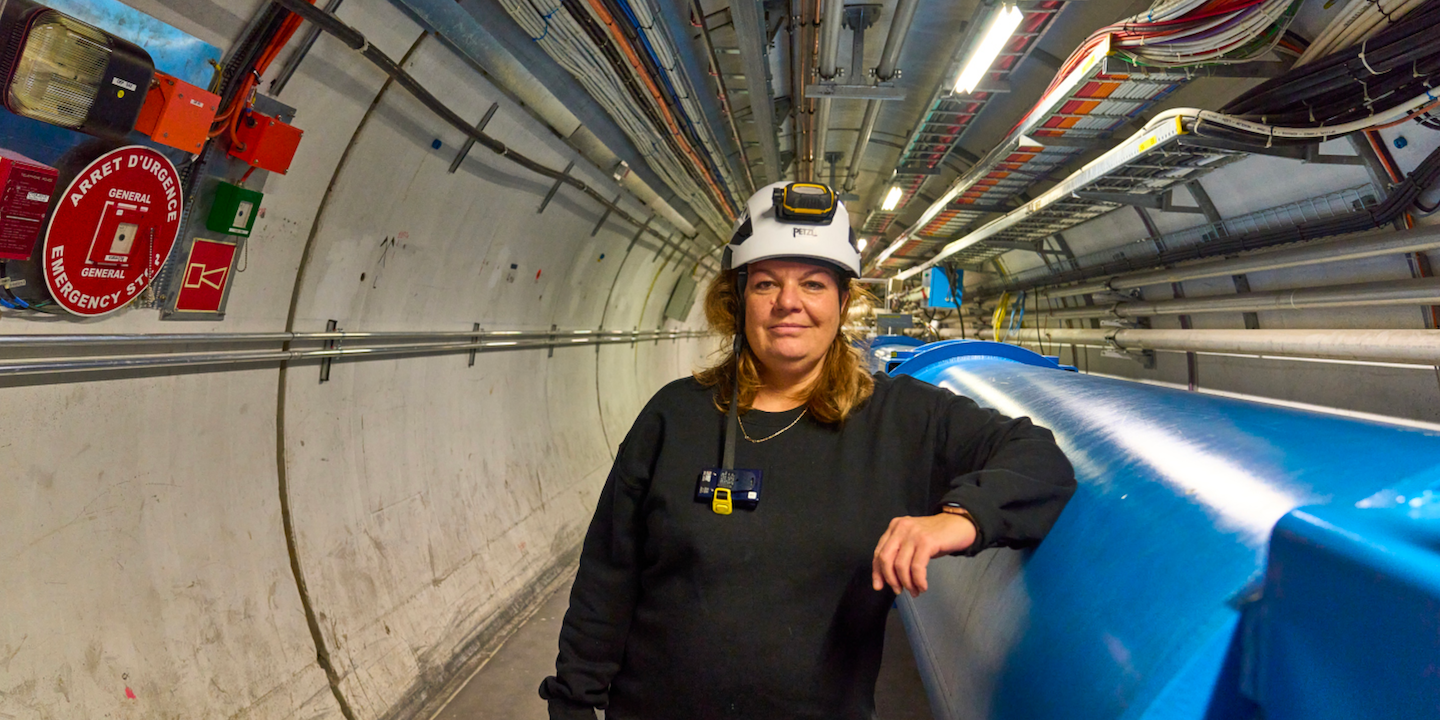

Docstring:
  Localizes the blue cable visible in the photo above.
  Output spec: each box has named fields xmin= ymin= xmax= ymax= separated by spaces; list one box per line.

xmin=612 ymin=0 xmax=732 ymax=203
xmin=532 ymin=8 xmax=558 ymax=42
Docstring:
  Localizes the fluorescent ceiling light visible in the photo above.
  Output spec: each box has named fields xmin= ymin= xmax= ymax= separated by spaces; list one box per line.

xmin=881 ymin=185 xmax=904 ymax=211
xmin=857 ymin=237 xmax=869 ymax=251
xmin=953 ymin=5 xmax=1024 ymax=95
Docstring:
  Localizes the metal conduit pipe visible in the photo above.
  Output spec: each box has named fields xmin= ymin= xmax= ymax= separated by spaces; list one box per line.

xmin=1028 ymin=327 xmax=1440 ymax=366
xmin=1032 ymin=224 xmax=1440 ymax=301
xmin=0 ymin=329 xmax=693 ymax=348
xmin=0 ymin=331 xmax=708 ymax=378
xmin=813 ymin=0 xmax=843 ymax=182
xmin=1026 ymin=276 xmax=1440 ymax=320
xmin=842 ymin=0 xmax=919 ymax=191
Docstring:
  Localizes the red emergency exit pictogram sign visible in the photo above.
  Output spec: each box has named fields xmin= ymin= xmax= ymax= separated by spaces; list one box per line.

xmin=42 ymin=146 xmax=183 ymax=316
xmin=174 ymin=239 xmax=237 ymax=313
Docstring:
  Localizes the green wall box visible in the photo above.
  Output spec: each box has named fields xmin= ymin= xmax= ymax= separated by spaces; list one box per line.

xmin=206 ymin=182 xmax=263 ymax=237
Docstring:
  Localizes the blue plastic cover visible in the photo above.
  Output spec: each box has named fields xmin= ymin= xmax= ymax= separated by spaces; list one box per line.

xmin=894 ymin=356 xmax=1440 ymax=720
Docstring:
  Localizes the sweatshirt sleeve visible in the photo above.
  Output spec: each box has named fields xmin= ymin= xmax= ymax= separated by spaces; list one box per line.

xmin=537 ymin=407 xmax=663 ymax=719
xmin=931 ymin=387 xmax=1076 ymax=556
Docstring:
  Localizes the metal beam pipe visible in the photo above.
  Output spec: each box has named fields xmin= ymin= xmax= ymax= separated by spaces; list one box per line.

xmin=1031 ymin=327 xmax=1440 ymax=366
xmin=729 ymin=0 xmax=781 ymax=183
xmin=1035 ymin=225 xmax=1440 ymax=301
xmin=1031 ymin=277 xmax=1440 ymax=320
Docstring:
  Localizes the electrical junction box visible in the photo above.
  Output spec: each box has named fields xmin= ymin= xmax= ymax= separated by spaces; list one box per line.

xmin=923 ymin=267 xmax=963 ymax=309
xmin=228 ymin=108 xmax=302 ymax=174
xmin=206 ymin=181 xmax=261 ymax=237
xmin=0 ymin=148 xmax=56 ymax=260
xmin=134 ymin=71 xmax=219 ymax=154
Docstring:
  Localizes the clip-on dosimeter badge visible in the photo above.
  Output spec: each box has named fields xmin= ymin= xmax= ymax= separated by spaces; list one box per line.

xmin=696 ymin=266 xmax=764 ymax=515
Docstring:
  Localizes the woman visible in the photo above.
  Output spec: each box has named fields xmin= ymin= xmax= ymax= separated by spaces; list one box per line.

xmin=540 ymin=182 xmax=1075 ymax=720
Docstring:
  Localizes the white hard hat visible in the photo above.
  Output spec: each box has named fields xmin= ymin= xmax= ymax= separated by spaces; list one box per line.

xmin=724 ymin=181 xmax=860 ymax=277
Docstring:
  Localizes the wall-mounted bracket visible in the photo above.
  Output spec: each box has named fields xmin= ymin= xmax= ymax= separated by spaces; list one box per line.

xmin=537 ymin=162 xmax=574 ymax=214
xmin=804 ymin=83 xmax=906 ymax=101
xmin=591 ymin=193 xmax=623 ymax=236
xmin=320 ymin=319 xmax=338 ymax=383
xmin=468 ymin=323 xmax=481 ymax=366
xmin=625 ymin=215 xmax=654 ymax=256
xmin=449 ymin=102 xmax=499 ymax=174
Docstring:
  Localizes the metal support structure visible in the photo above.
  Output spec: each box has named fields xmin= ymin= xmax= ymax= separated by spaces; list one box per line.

xmin=729 ymin=0 xmax=781 ymax=183
xmin=1072 ymin=189 xmax=1208 ymax=214
xmin=625 ymin=215 xmax=654 ymax=255
xmin=537 ymin=162 xmax=574 ymax=214
xmin=468 ymin=324 xmax=481 ymax=366
xmin=842 ymin=0 xmax=919 ymax=191
xmin=591 ymin=193 xmax=623 ymax=236
xmin=1032 ymin=224 xmax=1440 ymax=301
xmin=320 ymin=319 xmax=338 ymax=383
xmin=1184 ymin=179 xmax=1223 ymax=224
xmin=1232 ymin=273 xmax=1261 ymax=329
xmin=694 ymin=0 xmax=755 ymax=192
xmin=1177 ymin=136 xmax=1368 ymax=166
xmin=448 ymin=102 xmax=499 ymax=174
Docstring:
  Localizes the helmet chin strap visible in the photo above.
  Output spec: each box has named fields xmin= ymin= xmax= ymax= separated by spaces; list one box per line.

xmin=724 ymin=267 xmax=748 ymax=472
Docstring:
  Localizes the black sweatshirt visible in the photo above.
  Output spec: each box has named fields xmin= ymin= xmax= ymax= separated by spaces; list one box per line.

xmin=540 ymin=372 xmax=1075 ymax=720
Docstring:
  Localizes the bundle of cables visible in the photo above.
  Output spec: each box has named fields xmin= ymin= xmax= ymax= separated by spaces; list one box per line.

xmin=1033 ymin=0 xmax=1304 ymax=101
xmin=1208 ymin=0 xmax=1440 ymax=143
xmin=1295 ymin=0 xmax=1429 ymax=66
xmin=208 ymin=3 xmax=310 ymax=164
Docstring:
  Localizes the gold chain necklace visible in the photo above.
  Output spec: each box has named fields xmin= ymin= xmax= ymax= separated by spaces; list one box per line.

xmin=738 ymin=408 xmax=808 ymax=443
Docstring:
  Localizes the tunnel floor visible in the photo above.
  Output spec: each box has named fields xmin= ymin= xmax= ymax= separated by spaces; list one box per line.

xmin=435 ymin=576 xmax=934 ymax=719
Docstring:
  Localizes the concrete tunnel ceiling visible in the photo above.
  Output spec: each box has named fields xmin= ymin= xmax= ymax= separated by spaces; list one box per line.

xmin=1 ymin=0 xmax=1439 ymax=717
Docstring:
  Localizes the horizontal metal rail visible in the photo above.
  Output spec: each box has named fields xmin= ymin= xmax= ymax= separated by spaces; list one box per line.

xmin=1025 ymin=277 xmax=1440 ymax=320
xmin=0 ymin=329 xmax=709 ymax=378
xmin=1028 ymin=328 xmax=1440 ymax=366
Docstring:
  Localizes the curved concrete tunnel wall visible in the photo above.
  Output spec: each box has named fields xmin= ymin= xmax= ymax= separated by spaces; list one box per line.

xmin=1 ymin=1 xmax=717 ymax=718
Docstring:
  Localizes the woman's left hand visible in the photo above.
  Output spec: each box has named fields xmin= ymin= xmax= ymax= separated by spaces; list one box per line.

xmin=871 ymin=513 xmax=977 ymax=596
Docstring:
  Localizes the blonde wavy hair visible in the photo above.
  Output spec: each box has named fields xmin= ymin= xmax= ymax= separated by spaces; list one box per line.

xmin=694 ymin=268 xmax=875 ymax=424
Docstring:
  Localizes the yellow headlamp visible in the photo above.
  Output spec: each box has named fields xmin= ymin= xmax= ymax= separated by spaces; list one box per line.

xmin=771 ymin=182 xmax=837 ymax=223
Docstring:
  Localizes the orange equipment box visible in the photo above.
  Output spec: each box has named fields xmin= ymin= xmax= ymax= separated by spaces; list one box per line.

xmin=134 ymin=71 xmax=220 ymax=154
xmin=228 ymin=109 xmax=303 ymax=174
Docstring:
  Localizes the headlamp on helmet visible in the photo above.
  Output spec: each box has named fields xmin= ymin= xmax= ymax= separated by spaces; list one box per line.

xmin=772 ymin=182 xmax=837 ymax=223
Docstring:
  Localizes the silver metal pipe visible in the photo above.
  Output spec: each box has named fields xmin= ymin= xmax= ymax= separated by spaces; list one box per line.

xmin=1036 ymin=224 xmax=1440 ymax=301
xmin=1032 ymin=327 xmax=1440 ymax=366
xmin=1032 ymin=277 xmax=1440 ymax=320
xmin=0 ymin=328 xmax=676 ymax=349
xmin=844 ymin=100 xmax=882 ymax=191
xmin=0 ymin=332 xmax=709 ymax=378
xmin=875 ymin=0 xmax=920 ymax=81
xmin=818 ymin=0 xmax=843 ymax=79
xmin=843 ymin=0 xmax=919 ymax=190
xmin=814 ymin=97 xmax=833 ymax=183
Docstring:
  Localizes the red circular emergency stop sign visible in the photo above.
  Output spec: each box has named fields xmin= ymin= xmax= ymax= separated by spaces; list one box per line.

xmin=42 ymin=145 xmax=183 ymax=316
